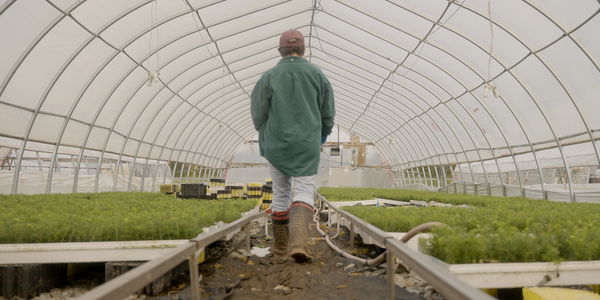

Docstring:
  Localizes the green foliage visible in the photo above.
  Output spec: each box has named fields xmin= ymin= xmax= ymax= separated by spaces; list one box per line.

xmin=0 ymin=192 xmax=256 ymax=243
xmin=319 ymin=187 xmax=600 ymax=264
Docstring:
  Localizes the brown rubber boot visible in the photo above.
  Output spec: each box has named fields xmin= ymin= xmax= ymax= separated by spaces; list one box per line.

xmin=289 ymin=202 xmax=314 ymax=262
xmin=271 ymin=209 xmax=290 ymax=258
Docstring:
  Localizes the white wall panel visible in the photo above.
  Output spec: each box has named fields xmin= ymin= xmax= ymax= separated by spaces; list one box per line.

xmin=61 ymin=120 xmax=88 ymax=148
xmin=1 ymin=17 xmax=89 ymax=109
xmin=72 ymin=53 xmax=135 ymax=123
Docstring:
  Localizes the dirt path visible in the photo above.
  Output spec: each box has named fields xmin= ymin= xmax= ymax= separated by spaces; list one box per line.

xmin=167 ymin=217 xmax=430 ymax=300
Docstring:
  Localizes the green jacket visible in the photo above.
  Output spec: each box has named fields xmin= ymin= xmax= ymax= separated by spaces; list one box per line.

xmin=251 ymin=56 xmax=335 ymax=176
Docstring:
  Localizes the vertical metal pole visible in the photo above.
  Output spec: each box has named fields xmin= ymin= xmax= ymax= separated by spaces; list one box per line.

xmin=398 ymin=170 xmax=405 ymax=187
xmin=349 ymin=223 xmax=354 ymax=250
xmin=94 ymin=157 xmax=101 ymax=193
xmin=70 ymin=155 xmax=76 ymax=175
xmin=108 ymin=159 xmax=114 ymax=174
xmin=55 ymin=154 xmax=60 ymax=173
xmin=197 ymin=166 xmax=204 ymax=183
xmin=433 ymin=165 xmax=440 ymax=189
xmin=245 ymin=224 xmax=250 ymax=252
xmin=186 ymin=163 xmax=192 ymax=183
xmin=36 ymin=151 xmax=42 ymax=172
xmin=442 ymin=165 xmax=447 ymax=190
xmin=127 ymin=162 xmax=134 ymax=192
xmin=188 ymin=253 xmax=200 ymax=300
xmin=585 ymin=166 xmax=591 ymax=185
xmin=85 ymin=157 xmax=90 ymax=175
xmin=140 ymin=163 xmax=146 ymax=193
xmin=163 ymin=162 xmax=168 ymax=185
xmin=387 ymin=250 xmax=395 ymax=300
xmin=192 ymin=165 xmax=197 ymax=183
xmin=172 ymin=162 xmax=178 ymax=184
xmin=426 ymin=166 xmax=433 ymax=188
xmin=179 ymin=162 xmax=186 ymax=183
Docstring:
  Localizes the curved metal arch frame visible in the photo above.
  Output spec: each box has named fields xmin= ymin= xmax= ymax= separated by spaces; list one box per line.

xmin=168 ymin=101 xmax=252 ymax=182
xmin=333 ymin=85 xmax=452 ymax=184
xmin=11 ymin=0 xmax=307 ymax=193
xmin=333 ymin=112 xmax=402 ymax=169
xmin=109 ymin=20 xmax=322 ymax=190
xmin=324 ymin=1 xmax=592 ymax=197
xmin=4 ymin=0 xmax=599 ymax=198
xmin=342 ymin=122 xmax=403 ymax=175
xmin=7 ymin=5 xmax=79 ymax=194
xmin=115 ymin=66 xmax=252 ymax=192
xmin=330 ymin=76 xmax=456 ymax=176
xmin=204 ymin=126 xmax=256 ymax=176
xmin=330 ymin=90 xmax=409 ymax=166
xmin=310 ymin=21 xmax=491 ymax=187
xmin=91 ymin=5 xmax=315 ymax=192
xmin=383 ymin=0 xmax=600 ymax=169
xmin=309 ymin=27 xmax=491 ymax=187
xmin=15 ymin=0 xmax=226 ymax=194
xmin=185 ymin=122 xmax=255 ymax=184
xmin=332 ymin=0 xmax=593 ymax=199
xmin=153 ymin=79 xmax=261 ymax=173
xmin=335 ymin=107 xmax=411 ymax=171
xmin=314 ymin=53 xmax=463 ymax=171
xmin=442 ymin=2 xmax=600 ymax=200
xmin=370 ymin=88 xmax=461 ymax=176
xmin=83 ymin=46 xmax=264 ymax=192
xmin=182 ymin=104 xmax=255 ymax=172
xmin=326 ymin=2 xmax=520 ymax=194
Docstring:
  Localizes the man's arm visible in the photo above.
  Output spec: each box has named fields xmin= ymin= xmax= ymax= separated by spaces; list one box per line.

xmin=320 ymin=77 xmax=336 ymax=137
xmin=251 ymin=75 xmax=270 ymax=131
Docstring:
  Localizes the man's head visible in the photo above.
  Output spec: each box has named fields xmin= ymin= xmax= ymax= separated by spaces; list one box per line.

xmin=278 ymin=29 xmax=305 ymax=57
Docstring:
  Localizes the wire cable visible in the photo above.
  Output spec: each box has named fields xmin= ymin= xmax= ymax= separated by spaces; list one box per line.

xmin=312 ymin=0 xmax=342 ymax=61
xmin=486 ymin=0 xmax=496 ymax=86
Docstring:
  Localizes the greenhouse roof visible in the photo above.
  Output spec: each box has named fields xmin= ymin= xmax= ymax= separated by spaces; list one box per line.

xmin=1 ymin=0 xmax=599 ymax=195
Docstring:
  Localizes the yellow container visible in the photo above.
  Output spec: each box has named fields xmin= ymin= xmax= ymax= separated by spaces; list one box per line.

xmin=523 ymin=287 xmax=600 ymax=300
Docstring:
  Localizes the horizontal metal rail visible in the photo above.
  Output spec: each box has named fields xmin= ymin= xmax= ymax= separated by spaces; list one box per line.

xmin=77 ymin=211 xmax=266 ymax=300
xmin=316 ymin=193 xmax=494 ymax=300
xmin=0 ymin=240 xmax=189 ymax=264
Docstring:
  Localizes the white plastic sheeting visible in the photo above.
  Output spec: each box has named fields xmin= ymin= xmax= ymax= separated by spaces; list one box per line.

xmin=1 ymin=0 xmax=600 ymax=199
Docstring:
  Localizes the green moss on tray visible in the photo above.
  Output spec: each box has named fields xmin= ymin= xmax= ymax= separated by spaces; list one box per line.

xmin=0 ymin=192 xmax=256 ymax=243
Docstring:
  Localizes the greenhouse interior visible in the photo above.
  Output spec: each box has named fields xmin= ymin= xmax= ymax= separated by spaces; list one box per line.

xmin=1 ymin=0 xmax=600 ymax=299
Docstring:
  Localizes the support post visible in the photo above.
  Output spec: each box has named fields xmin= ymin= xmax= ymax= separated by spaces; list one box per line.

xmin=387 ymin=249 xmax=395 ymax=300
xmin=36 ymin=151 xmax=42 ymax=172
xmin=245 ymin=224 xmax=250 ymax=252
xmin=55 ymin=153 xmax=60 ymax=173
xmin=349 ymin=223 xmax=354 ymax=250
xmin=188 ymin=254 xmax=200 ymax=300
xmin=172 ymin=162 xmax=178 ymax=184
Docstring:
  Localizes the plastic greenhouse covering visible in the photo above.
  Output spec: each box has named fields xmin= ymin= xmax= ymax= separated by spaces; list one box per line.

xmin=1 ymin=0 xmax=599 ymax=201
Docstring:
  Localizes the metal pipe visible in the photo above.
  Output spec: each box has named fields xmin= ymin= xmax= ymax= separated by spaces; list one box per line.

xmin=387 ymin=250 xmax=394 ymax=300
xmin=188 ymin=254 xmax=200 ymax=300
xmin=349 ymin=222 xmax=355 ymax=250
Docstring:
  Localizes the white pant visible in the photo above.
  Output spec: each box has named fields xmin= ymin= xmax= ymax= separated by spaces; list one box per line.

xmin=268 ymin=163 xmax=315 ymax=213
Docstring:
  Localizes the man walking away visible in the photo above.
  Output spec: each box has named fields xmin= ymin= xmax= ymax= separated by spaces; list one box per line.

xmin=251 ymin=29 xmax=336 ymax=262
